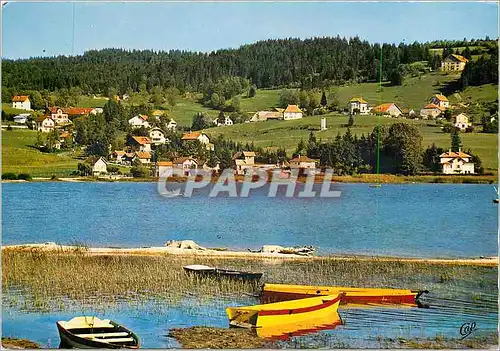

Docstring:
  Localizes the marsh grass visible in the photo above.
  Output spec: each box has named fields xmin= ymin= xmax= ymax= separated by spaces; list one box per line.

xmin=2 ymin=250 xmax=497 ymax=312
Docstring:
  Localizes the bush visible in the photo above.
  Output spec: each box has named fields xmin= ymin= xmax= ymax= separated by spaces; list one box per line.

xmin=465 ymin=126 xmax=474 ymax=133
xmin=130 ymin=166 xmax=149 ymax=178
xmin=17 ymin=173 xmax=32 ymax=181
xmin=108 ymin=165 xmax=119 ymax=174
xmin=2 ymin=173 xmax=18 ymax=180
xmin=50 ymin=175 xmax=57 ymax=180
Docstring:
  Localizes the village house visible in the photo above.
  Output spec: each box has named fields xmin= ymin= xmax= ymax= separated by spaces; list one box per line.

xmin=110 ymin=150 xmax=126 ymax=164
xmin=233 ymin=151 xmax=256 ymax=175
xmin=12 ymin=95 xmax=31 ymax=110
xmin=453 ymin=113 xmax=471 ymax=131
xmin=200 ymin=160 xmax=221 ymax=174
xmin=13 ymin=113 xmax=30 ymax=124
xmin=166 ymin=119 xmax=177 ymax=131
xmin=149 ymin=127 xmax=167 ymax=145
xmin=430 ymin=94 xmax=449 ymax=110
xmin=214 ymin=115 xmax=234 ymax=126
xmin=48 ymin=107 xmax=70 ymax=124
xmin=250 ymin=111 xmax=283 ymax=122
xmin=373 ymin=103 xmax=403 ymax=118
xmin=133 ymin=151 xmax=152 ymax=165
xmin=439 ymin=149 xmax=475 ymax=174
xmin=283 ymin=105 xmax=303 ymax=120
xmin=90 ymin=157 xmax=108 ymax=176
xmin=121 ymin=152 xmax=136 ymax=166
xmin=348 ymin=97 xmax=370 ymax=115
xmin=172 ymin=156 xmax=198 ymax=176
xmin=181 ymin=131 xmax=213 ymax=150
xmin=128 ymin=136 xmax=152 ymax=152
xmin=128 ymin=115 xmax=151 ymax=129
xmin=155 ymin=161 xmax=173 ymax=177
xmin=420 ymin=104 xmax=443 ymax=119
xmin=289 ymin=155 xmax=318 ymax=174
xmin=441 ymin=54 xmax=469 ymax=72
xmin=36 ymin=116 xmax=55 ymax=132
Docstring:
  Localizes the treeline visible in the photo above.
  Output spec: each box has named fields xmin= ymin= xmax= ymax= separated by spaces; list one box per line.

xmin=3 ymin=37 xmax=450 ymax=93
xmin=460 ymin=51 xmax=498 ymax=88
xmin=300 ymin=123 xmax=483 ymax=175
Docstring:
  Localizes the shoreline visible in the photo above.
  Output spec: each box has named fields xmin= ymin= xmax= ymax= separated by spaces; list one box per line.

xmin=3 ymin=243 xmax=497 ymax=266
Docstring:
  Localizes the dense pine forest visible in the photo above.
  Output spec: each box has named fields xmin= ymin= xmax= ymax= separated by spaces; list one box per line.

xmin=3 ymin=36 xmax=497 ymax=96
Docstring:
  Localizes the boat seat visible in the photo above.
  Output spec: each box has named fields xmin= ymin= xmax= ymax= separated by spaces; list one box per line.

xmin=75 ymin=332 xmax=130 ymax=338
xmin=99 ymin=337 xmax=135 ymax=343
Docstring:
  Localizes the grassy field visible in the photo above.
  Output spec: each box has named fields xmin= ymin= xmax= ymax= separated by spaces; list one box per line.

xmin=76 ymin=96 xmax=109 ymax=108
xmin=165 ymin=96 xmax=217 ymax=126
xmin=1 ymin=130 xmax=80 ymax=177
xmin=206 ymin=114 xmax=498 ymax=170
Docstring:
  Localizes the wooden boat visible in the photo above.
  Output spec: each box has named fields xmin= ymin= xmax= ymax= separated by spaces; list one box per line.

xmin=261 ymin=283 xmax=428 ymax=306
xmin=226 ymin=294 xmax=342 ymax=329
xmin=369 ymin=184 xmax=382 ymax=188
xmin=183 ymin=264 xmax=263 ymax=281
xmin=493 ymin=199 xmax=499 ymax=203
xmin=57 ymin=316 xmax=139 ymax=349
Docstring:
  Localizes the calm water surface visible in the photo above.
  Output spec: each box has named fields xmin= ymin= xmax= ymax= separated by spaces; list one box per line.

xmin=2 ymin=182 xmax=498 ymax=258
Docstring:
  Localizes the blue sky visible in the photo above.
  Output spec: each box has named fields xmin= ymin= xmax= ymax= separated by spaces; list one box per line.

xmin=2 ymin=2 xmax=498 ymax=59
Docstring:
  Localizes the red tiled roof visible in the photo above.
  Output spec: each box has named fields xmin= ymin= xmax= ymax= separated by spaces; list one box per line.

xmin=284 ymin=105 xmax=302 ymax=113
xmin=433 ymin=94 xmax=448 ymax=102
xmin=350 ymin=97 xmax=367 ymax=104
xmin=49 ymin=107 xmax=94 ymax=115
xmin=450 ymin=54 xmax=468 ymax=63
xmin=423 ymin=103 xmax=442 ymax=110
xmin=135 ymin=151 xmax=151 ymax=159
xmin=157 ymin=161 xmax=173 ymax=166
xmin=131 ymin=136 xmax=151 ymax=145
xmin=374 ymin=103 xmax=399 ymax=113
xmin=173 ymin=156 xmax=196 ymax=164
xmin=113 ymin=151 xmax=126 ymax=156
xmin=290 ymin=155 xmax=318 ymax=163
xmin=182 ymin=131 xmax=202 ymax=140
xmin=439 ymin=151 xmax=471 ymax=159
xmin=12 ymin=95 xmax=29 ymax=102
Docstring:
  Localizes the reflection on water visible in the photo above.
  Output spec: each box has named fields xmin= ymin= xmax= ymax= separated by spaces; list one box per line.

xmin=2 ymin=289 xmax=497 ymax=348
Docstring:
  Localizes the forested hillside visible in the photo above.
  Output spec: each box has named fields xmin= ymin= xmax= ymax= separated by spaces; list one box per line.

xmin=5 ymin=37 xmax=492 ymax=95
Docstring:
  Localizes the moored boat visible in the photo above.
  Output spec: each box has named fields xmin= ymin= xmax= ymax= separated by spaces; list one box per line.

xmin=261 ymin=283 xmax=428 ymax=306
xmin=183 ymin=264 xmax=263 ymax=281
xmin=57 ymin=316 xmax=140 ymax=349
xmin=226 ymin=294 xmax=343 ymax=329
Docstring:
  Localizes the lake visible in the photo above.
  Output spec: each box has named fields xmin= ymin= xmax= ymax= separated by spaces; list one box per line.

xmin=2 ymin=182 xmax=498 ymax=257
xmin=2 ymin=182 xmax=498 ymax=258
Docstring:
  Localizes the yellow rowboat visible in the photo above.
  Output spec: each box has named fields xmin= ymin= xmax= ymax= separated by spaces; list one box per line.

xmin=226 ymin=294 xmax=343 ymax=330
xmin=261 ymin=283 xmax=428 ymax=307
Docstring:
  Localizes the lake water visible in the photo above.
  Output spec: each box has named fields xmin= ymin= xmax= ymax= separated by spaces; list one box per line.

xmin=2 ymin=182 xmax=498 ymax=258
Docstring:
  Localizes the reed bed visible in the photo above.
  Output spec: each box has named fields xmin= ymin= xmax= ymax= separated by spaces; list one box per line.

xmin=2 ymin=248 xmax=497 ymax=312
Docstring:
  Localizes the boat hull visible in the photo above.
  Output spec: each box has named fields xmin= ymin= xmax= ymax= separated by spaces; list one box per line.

xmin=227 ymin=294 xmax=342 ymax=330
xmin=183 ymin=265 xmax=262 ymax=281
xmin=261 ymin=284 xmax=421 ymax=306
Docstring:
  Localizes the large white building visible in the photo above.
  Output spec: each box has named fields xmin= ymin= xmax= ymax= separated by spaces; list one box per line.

xmin=12 ymin=96 xmax=31 ymax=111
xmin=283 ymin=105 xmax=303 ymax=120
xmin=453 ymin=113 xmax=471 ymax=131
xmin=128 ymin=115 xmax=151 ymax=129
xmin=149 ymin=127 xmax=167 ymax=145
xmin=348 ymin=97 xmax=370 ymax=115
xmin=440 ymin=150 xmax=475 ymax=174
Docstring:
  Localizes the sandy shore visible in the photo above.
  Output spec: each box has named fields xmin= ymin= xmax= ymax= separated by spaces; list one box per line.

xmin=3 ymin=243 xmax=498 ymax=266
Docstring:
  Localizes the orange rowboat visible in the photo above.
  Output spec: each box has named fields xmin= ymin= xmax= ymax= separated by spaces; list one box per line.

xmin=261 ymin=283 xmax=428 ymax=306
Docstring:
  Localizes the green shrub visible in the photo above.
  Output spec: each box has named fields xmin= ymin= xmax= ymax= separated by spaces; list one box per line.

xmin=130 ymin=166 xmax=149 ymax=178
xmin=17 ymin=173 xmax=32 ymax=181
xmin=2 ymin=173 xmax=18 ymax=180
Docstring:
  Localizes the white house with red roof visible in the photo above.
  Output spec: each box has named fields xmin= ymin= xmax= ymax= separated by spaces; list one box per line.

xmin=348 ymin=97 xmax=370 ymax=115
xmin=12 ymin=96 xmax=31 ymax=110
xmin=149 ymin=127 xmax=167 ymax=145
xmin=133 ymin=151 xmax=152 ymax=165
xmin=172 ymin=156 xmax=198 ymax=176
xmin=430 ymin=94 xmax=449 ymax=109
xmin=420 ymin=103 xmax=443 ymax=119
xmin=439 ymin=149 xmax=474 ymax=174
xmin=181 ymin=131 xmax=210 ymax=145
xmin=441 ymin=54 xmax=469 ymax=72
xmin=36 ymin=116 xmax=55 ymax=132
xmin=289 ymin=155 xmax=318 ymax=170
xmin=128 ymin=136 xmax=152 ymax=152
xmin=233 ymin=151 xmax=256 ymax=175
xmin=283 ymin=105 xmax=303 ymax=120
xmin=373 ymin=103 xmax=403 ymax=117
xmin=155 ymin=161 xmax=173 ymax=177
xmin=128 ymin=114 xmax=151 ymax=129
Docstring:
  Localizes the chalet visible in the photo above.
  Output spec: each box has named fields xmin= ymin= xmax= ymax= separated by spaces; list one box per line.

xmin=13 ymin=113 xmax=30 ymax=124
xmin=441 ymin=54 xmax=468 ymax=72
xmin=167 ymin=119 xmax=177 ymax=131
xmin=283 ymin=105 xmax=303 ymax=120
xmin=250 ymin=111 xmax=283 ymax=122
xmin=36 ymin=116 xmax=55 ymax=132
xmin=133 ymin=151 xmax=152 ymax=165
xmin=149 ymin=127 xmax=167 ymax=145
xmin=128 ymin=136 xmax=152 ymax=152
xmin=87 ymin=157 xmax=108 ymax=176
xmin=373 ymin=103 xmax=403 ymax=118
xmin=181 ymin=131 xmax=212 ymax=150
xmin=348 ymin=97 xmax=370 ymax=115
xmin=453 ymin=113 xmax=471 ymax=131
xmin=214 ymin=115 xmax=234 ymax=126
xmin=155 ymin=161 xmax=173 ymax=177
xmin=110 ymin=150 xmax=126 ymax=164
xmin=128 ymin=115 xmax=151 ymax=129
xmin=420 ymin=104 xmax=443 ymax=119
xmin=48 ymin=107 xmax=70 ymax=124
xmin=12 ymin=96 xmax=31 ymax=110
xmin=439 ymin=150 xmax=474 ymax=174
xmin=430 ymin=94 xmax=449 ymax=110
xmin=234 ymin=151 xmax=256 ymax=175
xmin=172 ymin=156 xmax=198 ymax=176
xmin=289 ymin=155 xmax=318 ymax=174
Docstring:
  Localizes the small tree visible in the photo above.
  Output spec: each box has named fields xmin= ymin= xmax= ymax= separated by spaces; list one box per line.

xmin=450 ymin=128 xmax=462 ymax=152
xmin=320 ymin=91 xmax=327 ymax=107
xmin=348 ymin=115 xmax=354 ymax=127
xmin=248 ymin=86 xmax=256 ymax=98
